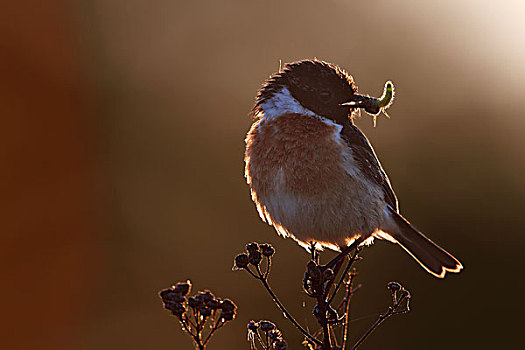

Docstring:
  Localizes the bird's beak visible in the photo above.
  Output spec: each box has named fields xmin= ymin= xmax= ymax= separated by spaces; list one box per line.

xmin=340 ymin=81 xmax=394 ymax=116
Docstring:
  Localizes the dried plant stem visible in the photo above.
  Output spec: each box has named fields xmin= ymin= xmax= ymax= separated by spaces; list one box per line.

xmin=316 ymin=243 xmax=361 ymax=349
xmin=341 ymin=294 xmax=351 ymax=349
xmin=350 ymin=314 xmax=387 ymax=350
xmin=321 ymin=321 xmax=331 ymax=349
xmin=341 ymin=276 xmax=358 ymax=350
xmin=203 ymin=317 xmax=224 ymax=346
xmin=234 ymin=242 xmax=411 ymax=349
xmin=254 ymin=330 xmax=268 ymax=350
xmin=180 ymin=316 xmax=204 ymax=349
xmin=351 ymin=293 xmax=410 ymax=350
xmin=256 ymin=270 xmax=322 ymax=347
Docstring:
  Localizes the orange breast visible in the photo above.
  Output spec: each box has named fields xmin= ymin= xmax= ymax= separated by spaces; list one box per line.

xmin=245 ymin=113 xmax=384 ymax=248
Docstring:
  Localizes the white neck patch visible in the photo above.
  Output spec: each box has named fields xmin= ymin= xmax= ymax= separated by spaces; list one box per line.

xmin=257 ymin=87 xmax=343 ymax=134
xmin=258 ymin=87 xmax=317 ymax=121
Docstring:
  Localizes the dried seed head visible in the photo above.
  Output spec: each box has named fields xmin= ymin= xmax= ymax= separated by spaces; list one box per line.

xmin=220 ymin=299 xmax=236 ymax=312
xmin=218 ymin=300 xmax=236 ymax=321
xmin=199 ymin=306 xmax=212 ymax=317
xmin=268 ymin=328 xmax=282 ymax=341
xmin=196 ymin=291 xmax=215 ymax=304
xmin=260 ymin=243 xmax=275 ymax=257
xmin=249 ymin=251 xmax=262 ymax=266
xmin=159 ymin=283 xmax=237 ymax=347
xmin=170 ymin=302 xmax=186 ymax=317
xmin=273 ymin=339 xmax=288 ymax=350
xmin=173 ymin=293 xmax=185 ymax=303
xmin=159 ymin=289 xmax=183 ymax=302
xmin=206 ymin=299 xmax=220 ymax=309
xmin=188 ymin=296 xmax=198 ymax=308
xmin=221 ymin=310 xmax=235 ymax=321
xmin=323 ymin=268 xmax=334 ymax=281
xmin=160 ymin=292 xmax=186 ymax=317
xmin=172 ymin=281 xmax=191 ymax=296
xmin=259 ymin=320 xmax=276 ymax=332
xmin=247 ymin=320 xmax=259 ymax=331
xmin=234 ymin=253 xmax=250 ymax=269
xmin=387 ymin=281 xmax=401 ymax=292
xmin=306 ymin=261 xmax=321 ymax=280
xmin=246 ymin=242 xmax=259 ymax=253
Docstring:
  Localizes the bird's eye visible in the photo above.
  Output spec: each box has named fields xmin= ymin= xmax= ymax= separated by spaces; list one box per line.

xmin=319 ymin=90 xmax=333 ymax=103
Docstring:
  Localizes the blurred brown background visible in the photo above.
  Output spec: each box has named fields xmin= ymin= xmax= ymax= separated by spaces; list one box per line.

xmin=1 ymin=1 xmax=524 ymax=349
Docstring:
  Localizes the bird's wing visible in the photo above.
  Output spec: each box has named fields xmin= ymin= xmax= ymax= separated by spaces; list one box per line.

xmin=341 ymin=124 xmax=398 ymax=211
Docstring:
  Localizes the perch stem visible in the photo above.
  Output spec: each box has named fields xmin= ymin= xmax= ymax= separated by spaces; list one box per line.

xmin=327 ymin=250 xmax=359 ymax=305
xmin=325 ymin=238 xmax=363 ymax=269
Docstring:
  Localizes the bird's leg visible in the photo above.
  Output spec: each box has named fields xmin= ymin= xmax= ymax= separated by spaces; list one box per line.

xmin=322 ymin=254 xmax=346 ymax=299
xmin=308 ymin=241 xmax=319 ymax=264
xmin=331 ymin=256 xmax=345 ymax=279
xmin=324 ymin=237 xmax=364 ymax=270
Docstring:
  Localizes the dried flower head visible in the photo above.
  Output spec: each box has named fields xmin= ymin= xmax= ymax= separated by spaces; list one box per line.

xmin=387 ymin=281 xmax=401 ymax=292
xmin=206 ymin=299 xmax=220 ymax=310
xmin=259 ymin=320 xmax=276 ymax=332
xmin=196 ymin=290 xmax=215 ymax=304
xmin=247 ymin=320 xmax=259 ymax=332
xmin=234 ymin=253 xmax=250 ymax=269
xmin=172 ymin=281 xmax=191 ymax=295
xmin=249 ymin=250 xmax=262 ymax=266
xmin=159 ymin=288 xmax=187 ymax=317
xmin=323 ymin=268 xmax=334 ymax=281
xmin=247 ymin=319 xmax=287 ymax=350
xmin=273 ymin=339 xmax=288 ymax=350
xmin=187 ymin=296 xmax=198 ymax=308
xmin=219 ymin=299 xmax=237 ymax=321
xmin=246 ymin=242 xmax=260 ymax=254
xmin=220 ymin=299 xmax=236 ymax=312
xmin=306 ymin=261 xmax=321 ymax=280
xmin=260 ymin=243 xmax=275 ymax=257
xmin=268 ymin=328 xmax=282 ymax=341
xmin=159 ymin=281 xmax=236 ymax=349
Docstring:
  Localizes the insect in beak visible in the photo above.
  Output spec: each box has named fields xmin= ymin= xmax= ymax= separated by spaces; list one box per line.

xmin=341 ymin=81 xmax=394 ymax=127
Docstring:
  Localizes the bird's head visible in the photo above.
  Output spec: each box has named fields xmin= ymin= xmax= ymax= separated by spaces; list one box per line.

xmin=253 ymin=59 xmax=394 ymax=126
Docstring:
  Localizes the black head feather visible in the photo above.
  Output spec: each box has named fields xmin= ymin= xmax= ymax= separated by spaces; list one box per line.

xmin=253 ymin=59 xmax=358 ymax=123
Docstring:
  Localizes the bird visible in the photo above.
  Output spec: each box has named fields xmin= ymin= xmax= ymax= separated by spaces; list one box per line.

xmin=244 ymin=59 xmax=462 ymax=278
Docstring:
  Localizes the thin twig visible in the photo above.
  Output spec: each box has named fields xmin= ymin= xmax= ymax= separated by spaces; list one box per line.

xmin=341 ymin=275 xmax=356 ymax=350
xmin=244 ymin=266 xmax=260 ymax=279
xmin=321 ymin=320 xmax=331 ymax=349
xmin=351 ymin=294 xmax=409 ymax=350
xmin=264 ymin=257 xmax=271 ymax=280
xmin=314 ymin=281 xmax=332 ymax=349
xmin=254 ymin=266 xmax=322 ymax=346
xmin=185 ymin=314 xmax=198 ymax=329
xmin=180 ymin=316 xmax=203 ymax=349
xmin=330 ymin=324 xmax=339 ymax=348
xmin=203 ymin=317 xmax=224 ymax=346
xmin=254 ymin=330 xmax=268 ymax=350
xmin=180 ymin=316 xmax=196 ymax=337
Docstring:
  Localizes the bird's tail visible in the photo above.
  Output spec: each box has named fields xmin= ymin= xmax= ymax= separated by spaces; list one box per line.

xmin=380 ymin=207 xmax=463 ymax=278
